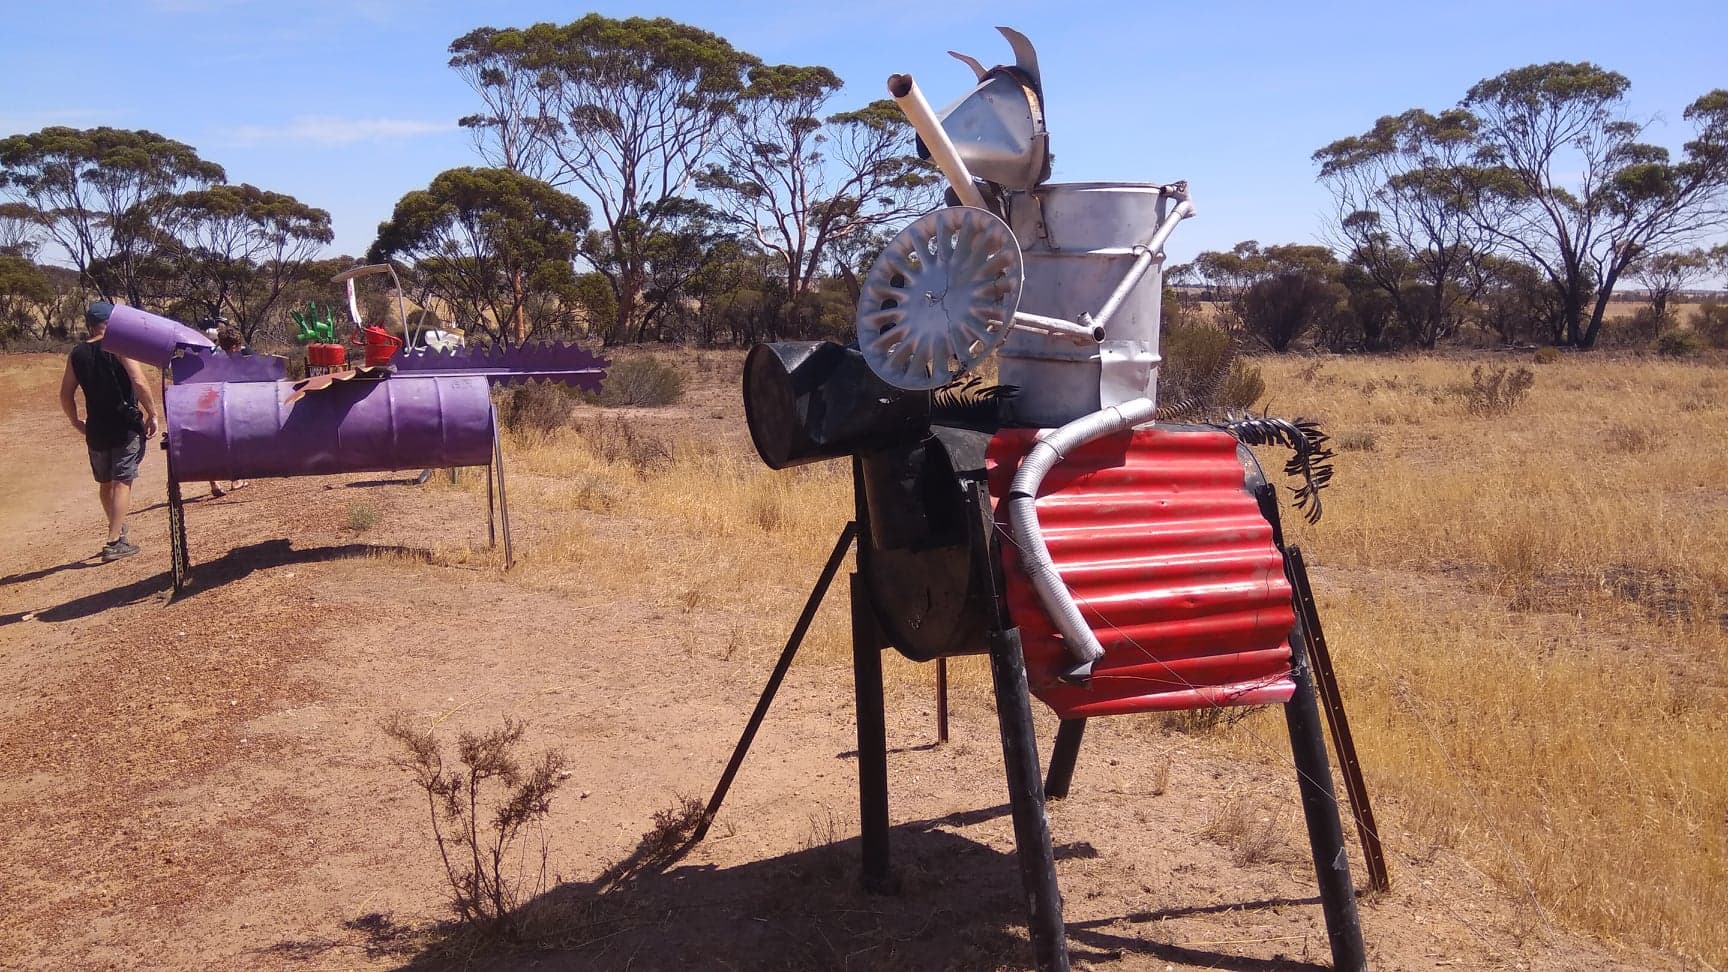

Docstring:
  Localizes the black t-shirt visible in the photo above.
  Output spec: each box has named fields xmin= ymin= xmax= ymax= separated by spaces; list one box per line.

xmin=69 ymin=339 xmax=138 ymax=449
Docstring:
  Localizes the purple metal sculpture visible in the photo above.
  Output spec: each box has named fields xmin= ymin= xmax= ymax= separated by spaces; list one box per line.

xmin=98 ymin=303 xmax=607 ymax=591
xmin=103 ymin=304 xmax=215 ymax=366
xmin=164 ymin=375 xmax=495 ymax=482
xmin=392 ymin=342 xmax=607 ymax=391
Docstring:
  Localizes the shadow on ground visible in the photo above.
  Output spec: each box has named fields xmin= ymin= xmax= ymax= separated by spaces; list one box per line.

xmin=280 ymin=804 xmax=1327 ymax=972
xmin=0 ymin=538 xmax=428 ymax=626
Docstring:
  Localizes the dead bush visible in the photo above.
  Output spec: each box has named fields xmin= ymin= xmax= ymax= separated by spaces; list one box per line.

xmin=382 ymin=715 xmax=568 ymax=936
xmin=579 ymin=415 xmax=674 ymax=475
xmin=498 ymin=381 xmax=577 ymax=434
xmin=599 ymin=356 xmax=686 ymax=407
xmin=1157 ymin=322 xmax=1265 ymax=413
xmin=1692 ymin=303 xmax=1728 ymax=348
xmin=1453 ymin=364 xmax=1535 ymax=416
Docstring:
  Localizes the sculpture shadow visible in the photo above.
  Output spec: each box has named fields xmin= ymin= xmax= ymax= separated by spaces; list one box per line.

xmin=0 ymin=557 xmax=104 ymax=586
xmin=339 ymin=804 xmax=1325 ymax=972
xmin=0 ymin=539 xmax=428 ymax=626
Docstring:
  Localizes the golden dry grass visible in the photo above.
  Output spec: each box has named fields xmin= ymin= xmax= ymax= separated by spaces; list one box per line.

xmin=476 ymin=351 xmax=1724 ymax=965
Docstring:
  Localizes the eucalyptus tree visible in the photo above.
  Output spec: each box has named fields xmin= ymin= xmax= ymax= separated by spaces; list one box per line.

xmin=1314 ymin=109 xmax=1488 ymax=348
xmin=369 ymin=167 xmax=590 ymax=348
xmin=162 ymin=184 xmax=332 ymax=343
xmin=1462 ymin=66 xmax=1728 ymax=347
xmin=450 ymin=16 xmax=759 ymax=342
xmin=0 ymin=127 xmax=224 ymax=306
xmin=701 ymin=64 xmax=938 ymax=325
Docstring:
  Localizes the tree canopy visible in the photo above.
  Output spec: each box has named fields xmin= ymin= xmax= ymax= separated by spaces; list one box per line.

xmin=369 ymin=166 xmax=590 ymax=348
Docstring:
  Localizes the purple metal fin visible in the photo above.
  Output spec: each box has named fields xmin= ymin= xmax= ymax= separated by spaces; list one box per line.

xmin=170 ymin=348 xmax=289 ymax=385
xmin=392 ymin=342 xmax=609 ymax=393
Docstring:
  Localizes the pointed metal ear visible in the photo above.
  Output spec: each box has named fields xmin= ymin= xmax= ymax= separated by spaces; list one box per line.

xmin=996 ymin=26 xmax=1041 ymax=91
xmin=947 ymin=50 xmax=987 ymax=81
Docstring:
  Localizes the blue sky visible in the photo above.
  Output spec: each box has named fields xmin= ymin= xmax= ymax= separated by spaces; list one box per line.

xmin=4 ymin=0 xmax=1726 ymax=268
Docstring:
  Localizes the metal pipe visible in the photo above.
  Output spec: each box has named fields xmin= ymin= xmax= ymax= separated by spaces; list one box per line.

xmin=1078 ymin=246 xmax=1156 ymax=334
xmin=1012 ymin=312 xmax=1104 ymax=343
xmin=1284 ymin=626 xmax=1369 ymax=971
xmin=987 ymin=624 xmax=1071 ymax=971
xmin=935 ymin=658 xmax=950 ymax=744
xmin=887 ymin=73 xmax=988 ymax=209
xmin=694 ymin=522 xmax=859 ymax=842
xmin=1043 ymin=718 xmax=1086 ymax=799
xmin=1006 ymin=396 xmax=1159 ymax=675
xmin=851 ymin=573 xmax=899 ymax=894
xmin=1074 ymin=198 xmax=1192 ymax=335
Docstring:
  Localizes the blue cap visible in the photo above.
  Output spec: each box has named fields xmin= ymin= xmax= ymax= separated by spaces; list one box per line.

xmin=85 ymin=301 xmax=114 ymax=325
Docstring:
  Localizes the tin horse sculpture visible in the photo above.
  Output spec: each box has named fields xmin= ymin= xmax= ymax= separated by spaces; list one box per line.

xmin=694 ymin=28 xmax=1384 ymax=972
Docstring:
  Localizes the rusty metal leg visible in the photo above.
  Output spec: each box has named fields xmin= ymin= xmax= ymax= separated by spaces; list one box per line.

xmin=1286 ymin=628 xmax=1367 ymax=972
xmin=851 ymin=575 xmax=899 ymax=894
xmin=167 ymin=476 xmax=190 ymax=594
xmin=694 ymin=524 xmax=857 ymax=842
xmin=1044 ymin=718 xmax=1086 ymax=800
xmin=1287 ymin=546 xmax=1389 ymax=892
xmin=989 ymin=625 xmax=1070 ymax=972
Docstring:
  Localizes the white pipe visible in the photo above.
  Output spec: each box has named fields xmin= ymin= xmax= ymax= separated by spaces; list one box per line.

xmin=1006 ymin=396 xmax=1159 ymax=679
xmin=1012 ymin=311 xmax=1104 ymax=343
xmin=888 ymin=73 xmax=988 ymax=210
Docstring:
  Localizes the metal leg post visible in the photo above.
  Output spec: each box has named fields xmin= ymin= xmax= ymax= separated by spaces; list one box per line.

xmin=694 ymin=524 xmax=858 ymax=841
xmin=851 ymin=575 xmax=899 ymax=894
xmin=935 ymin=658 xmax=950 ymax=744
xmin=988 ymin=626 xmax=1070 ymax=972
xmin=1287 ymin=546 xmax=1389 ymax=892
xmin=490 ymin=411 xmax=513 ymax=569
xmin=486 ymin=459 xmax=497 ymax=550
xmin=1286 ymin=627 xmax=1367 ymax=972
xmin=167 ymin=476 xmax=190 ymax=594
xmin=1043 ymin=718 xmax=1086 ymax=800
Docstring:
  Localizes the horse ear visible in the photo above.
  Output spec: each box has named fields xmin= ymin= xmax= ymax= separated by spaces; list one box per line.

xmin=948 ymin=50 xmax=986 ymax=81
xmin=996 ymin=26 xmax=1041 ymax=90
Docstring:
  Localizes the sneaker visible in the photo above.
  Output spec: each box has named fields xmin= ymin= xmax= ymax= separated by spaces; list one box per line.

xmin=101 ymin=538 xmax=140 ymax=562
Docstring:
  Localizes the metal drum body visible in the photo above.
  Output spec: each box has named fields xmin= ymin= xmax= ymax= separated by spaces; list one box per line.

xmin=1001 ymin=183 xmax=1170 ymax=427
xmin=166 ymin=375 xmax=494 ymax=482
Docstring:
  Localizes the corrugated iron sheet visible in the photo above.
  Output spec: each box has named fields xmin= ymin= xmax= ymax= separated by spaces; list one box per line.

xmin=987 ymin=426 xmax=1296 ymax=718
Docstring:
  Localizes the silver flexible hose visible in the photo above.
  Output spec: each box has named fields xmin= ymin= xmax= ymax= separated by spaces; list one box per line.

xmin=1006 ymin=397 xmax=1159 ymax=676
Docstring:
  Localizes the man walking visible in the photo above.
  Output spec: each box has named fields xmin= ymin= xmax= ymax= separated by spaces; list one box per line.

xmin=59 ymin=301 xmax=159 ymax=562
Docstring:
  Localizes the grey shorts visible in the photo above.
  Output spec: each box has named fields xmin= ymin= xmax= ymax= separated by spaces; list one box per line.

xmin=88 ymin=433 xmax=146 ymax=484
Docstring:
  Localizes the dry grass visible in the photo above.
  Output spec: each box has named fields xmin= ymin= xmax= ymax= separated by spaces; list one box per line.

xmin=1252 ymin=354 xmax=1728 ymax=965
xmin=474 ymin=349 xmax=1725 ymax=966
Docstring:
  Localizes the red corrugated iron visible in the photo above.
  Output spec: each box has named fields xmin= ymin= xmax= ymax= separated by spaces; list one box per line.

xmin=986 ymin=426 xmax=1296 ymax=718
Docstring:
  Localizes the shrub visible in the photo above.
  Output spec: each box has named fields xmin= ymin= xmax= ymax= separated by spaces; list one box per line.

xmin=578 ymin=415 xmax=674 ymax=475
xmin=1533 ymin=346 xmax=1563 ymax=365
xmin=1655 ymin=329 xmax=1705 ymax=358
xmin=599 ymin=356 xmax=685 ymax=407
xmin=1336 ymin=430 xmax=1378 ymax=452
xmin=346 ymin=503 xmax=380 ymax=532
xmin=382 ymin=715 xmax=567 ymax=935
xmin=1157 ymin=322 xmax=1264 ymax=413
xmin=1454 ymin=364 xmax=1535 ymax=416
xmin=498 ymin=380 xmax=576 ymax=434
xmin=1690 ymin=303 xmax=1728 ymax=349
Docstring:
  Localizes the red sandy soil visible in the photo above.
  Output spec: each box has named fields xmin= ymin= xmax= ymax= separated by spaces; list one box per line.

xmin=0 ymin=352 xmax=1678 ymax=971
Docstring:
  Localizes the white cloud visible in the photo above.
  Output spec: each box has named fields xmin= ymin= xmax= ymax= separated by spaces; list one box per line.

xmin=219 ymin=115 xmax=452 ymax=147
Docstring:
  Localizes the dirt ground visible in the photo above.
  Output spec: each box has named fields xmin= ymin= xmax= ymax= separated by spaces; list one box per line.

xmin=0 ymin=352 xmax=1683 ymax=971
